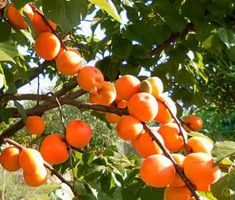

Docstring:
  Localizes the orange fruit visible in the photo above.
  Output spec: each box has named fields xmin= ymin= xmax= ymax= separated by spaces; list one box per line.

xmin=56 ymin=50 xmax=83 ymax=76
xmin=0 ymin=146 xmax=21 ymax=171
xmin=105 ymin=100 xmax=127 ymax=123
xmin=127 ymin=92 xmax=158 ymax=122
xmin=164 ymin=186 xmax=192 ymax=200
xmin=170 ymin=154 xmax=185 ymax=187
xmin=115 ymin=75 xmax=140 ymax=100
xmin=184 ymin=152 xmax=221 ymax=188
xmin=154 ymin=96 xmax=177 ymax=124
xmin=140 ymin=77 xmax=163 ymax=97
xmin=132 ymin=131 xmax=164 ymax=158
xmin=89 ymin=81 xmax=116 ymax=106
xmin=23 ymin=166 xmax=47 ymax=187
xmin=105 ymin=112 xmax=121 ymax=124
xmin=158 ymin=123 xmax=185 ymax=152
xmin=116 ymin=115 xmax=143 ymax=141
xmin=77 ymin=66 xmax=104 ymax=93
xmin=18 ymin=148 xmax=44 ymax=174
xmin=6 ymin=4 xmax=28 ymax=29
xmin=25 ymin=116 xmax=45 ymax=136
xmin=55 ymin=47 xmax=81 ymax=62
xmin=140 ymin=154 xmax=176 ymax=188
xmin=187 ymin=136 xmax=213 ymax=154
xmin=196 ymin=184 xmax=211 ymax=192
xmin=31 ymin=12 xmax=57 ymax=33
xmin=40 ymin=134 xmax=69 ymax=164
xmin=183 ymin=116 xmax=203 ymax=131
xmin=35 ymin=32 xmax=61 ymax=60
xmin=66 ymin=120 xmax=92 ymax=148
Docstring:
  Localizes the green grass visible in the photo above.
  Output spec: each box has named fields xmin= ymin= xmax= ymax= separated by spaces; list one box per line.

xmin=0 ymin=168 xmax=59 ymax=200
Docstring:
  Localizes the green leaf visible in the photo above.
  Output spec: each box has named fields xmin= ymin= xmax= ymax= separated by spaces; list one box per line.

xmin=96 ymin=57 xmax=120 ymax=81
xmin=211 ymin=174 xmax=229 ymax=200
xmin=112 ymin=36 xmax=133 ymax=59
xmin=0 ymin=73 xmax=4 ymax=89
xmin=0 ymin=42 xmax=18 ymax=63
xmin=119 ymin=64 xmax=141 ymax=76
xmin=212 ymin=141 xmax=235 ymax=163
xmin=87 ymin=0 xmax=122 ymax=23
xmin=228 ymin=169 xmax=235 ymax=190
xmin=218 ymin=28 xmax=235 ymax=48
xmin=12 ymin=0 xmax=32 ymax=9
xmin=42 ymin=0 xmax=88 ymax=33
xmin=84 ymin=169 xmax=103 ymax=182
xmin=14 ymin=101 xmax=27 ymax=121
xmin=225 ymin=46 xmax=235 ymax=62
xmin=140 ymin=186 xmax=164 ymax=200
xmin=0 ymin=23 xmax=11 ymax=42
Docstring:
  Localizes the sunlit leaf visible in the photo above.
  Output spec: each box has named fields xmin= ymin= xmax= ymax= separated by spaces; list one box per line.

xmin=87 ymin=0 xmax=122 ymax=23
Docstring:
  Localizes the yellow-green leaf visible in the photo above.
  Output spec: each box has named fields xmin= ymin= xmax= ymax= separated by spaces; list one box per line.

xmin=87 ymin=0 xmax=122 ymax=23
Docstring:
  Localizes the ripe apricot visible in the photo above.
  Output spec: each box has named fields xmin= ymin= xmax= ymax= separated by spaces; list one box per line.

xmin=35 ymin=32 xmax=61 ymax=61
xmin=184 ymin=152 xmax=221 ymax=188
xmin=66 ymin=120 xmax=92 ymax=148
xmin=132 ymin=131 xmax=164 ymax=158
xmin=116 ymin=115 xmax=143 ymax=141
xmin=6 ymin=4 xmax=28 ymax=29
xmin=89 ymin=81 xmax=116 ymax=106
xmin=164 ymin=186 xmax=192 ymax=200
xmin=115 ymin=75 xmax=140 ymax=100
xmin=105 ymin=112 xmax=121 ymax=123
xmin=18 ymin=148 xmax=44 ymax=174
xmin=55 ymin=47 xmax=81 ymax=62
xmin=31 ymin=12 xmax=57 ymax=34
xmin=158 ymin=123 xmax=185 ymax=152
xmin=40 ymin=134 xmax=69 ymax=164
xmin=140 ymin=77 xmax=163 ymax=97
xmin=140 ymin=154 xmax=176 ymax=188
xmin=184 ymin=116 xmax=203 ymax=131
xmin=187 ymin=136 xmax=213 ymax=154
xmin=170 ymin=154 xmax=185 ymax=187
xmin=154 ymin=96 xmax=177 ymax=124
xmin=128 ymin=92 xmax=158 ymax=122
xmin=77 ymin=66 xmax=104 ymax=93
xmin=56 ymin=50 xmax=83 ymax=76
xmin=0 ymin=146 xmax=21 ymax=171
xmin=105 ymin=100 xmax=127 ymax=123
xmin=25 ymin=116 xmax=45 ymax=136
xmin=23 ymin=166 xmax=47 ymax=187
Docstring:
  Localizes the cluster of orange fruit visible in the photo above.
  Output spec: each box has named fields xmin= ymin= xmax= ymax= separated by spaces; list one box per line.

xmin=0 ymin=116 xmax=92 ymax=187
xmin=3 ymin=3 xmax=221 ymax=199
xmin=0 ymin=146 xmax=47 ymax=187
xmin=78 ymin=72 xmax=220 ymax=200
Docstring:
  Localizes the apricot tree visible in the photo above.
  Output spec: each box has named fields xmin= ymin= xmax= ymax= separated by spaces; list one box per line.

xmin=0 ymin=0 xmax=235 ymax=199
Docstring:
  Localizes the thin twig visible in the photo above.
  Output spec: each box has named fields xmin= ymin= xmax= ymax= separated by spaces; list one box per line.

xmin=150 ymin=23 xmax=194 ymax=56
xmin=29 ymin=4 xmax=67 ymax=50
xmin=156 ymin=97 xmax=187 ymax=145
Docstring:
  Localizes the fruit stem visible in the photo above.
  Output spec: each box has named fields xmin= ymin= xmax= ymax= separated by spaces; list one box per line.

xmin=29 ymin=3 xmax=67 ymax=50
xmin=156 ymin=97 xmax=190 ymax=152
xmin=143 ymin=124 xmax=201 ymax=200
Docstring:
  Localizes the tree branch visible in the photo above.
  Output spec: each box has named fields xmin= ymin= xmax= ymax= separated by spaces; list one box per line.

xmin=150 ymin=23 xmax=194 ymax=56
xmin=1 ymin=94 xmax=129 ymax=116
xmin=0 ymin=61 xmax=51 ymax=99
xmin=0 ymin=81 xmax=82 ymax=144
